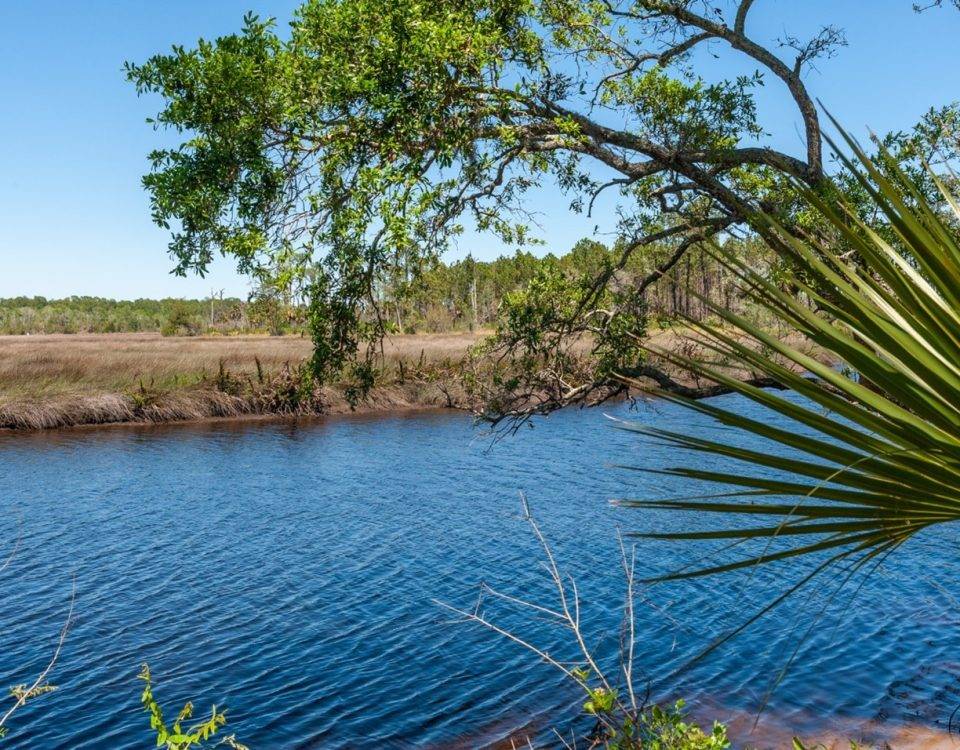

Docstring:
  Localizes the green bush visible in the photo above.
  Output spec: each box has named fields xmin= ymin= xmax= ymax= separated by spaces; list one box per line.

xmin=161 ymin=303 xmax=200 ymax=337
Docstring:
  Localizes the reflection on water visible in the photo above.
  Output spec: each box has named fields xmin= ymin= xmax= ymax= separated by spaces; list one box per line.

xmin=1 ymin=396 xmax=959 ymax=748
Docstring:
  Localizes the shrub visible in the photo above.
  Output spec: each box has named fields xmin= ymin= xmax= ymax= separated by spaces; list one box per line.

xmin=161 ymin=302 xmax=200 ymax=336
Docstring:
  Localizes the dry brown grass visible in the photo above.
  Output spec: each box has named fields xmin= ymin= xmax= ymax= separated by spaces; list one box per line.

xmin=0 ymin=328 xmax=796 ymax=430
xmin=0 ymin=331 xmax=491 ymax=429
xmin=0 ymin=331 xmax=487 ymax=399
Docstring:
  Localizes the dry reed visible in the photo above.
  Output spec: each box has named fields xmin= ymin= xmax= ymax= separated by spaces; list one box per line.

xmin=0 ymin=332 xmax=486 ymax=430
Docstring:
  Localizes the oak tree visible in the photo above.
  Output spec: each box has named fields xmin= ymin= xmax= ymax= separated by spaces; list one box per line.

xmin=127 ymin=0 xmax=955 ymax=416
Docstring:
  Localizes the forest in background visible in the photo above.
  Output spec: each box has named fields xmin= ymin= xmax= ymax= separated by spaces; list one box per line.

xmin=1 ymin=235 xmax=771 ymax=337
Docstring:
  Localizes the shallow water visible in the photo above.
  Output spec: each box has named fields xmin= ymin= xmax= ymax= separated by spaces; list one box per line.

xmin=1 ymin=396 xmax=959 ymax=748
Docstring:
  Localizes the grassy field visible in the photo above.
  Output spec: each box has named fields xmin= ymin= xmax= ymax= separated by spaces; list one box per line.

xmin=0 ymin=328 xmax=788 ymax=430
xmin=0 ymin=331 xmax=494 ymax=429
xmin=0 ymin=331 xmax=486 ymax=399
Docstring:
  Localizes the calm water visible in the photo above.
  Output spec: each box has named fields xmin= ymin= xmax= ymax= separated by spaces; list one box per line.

xmin=1 ymin=397 xmax=959 ymax=748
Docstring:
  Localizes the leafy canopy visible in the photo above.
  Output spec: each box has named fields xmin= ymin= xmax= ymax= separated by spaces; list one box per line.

xmin=128 ymin=0 xmax=959 ymax=412
xmin=126 ymin=0 xmax=807 ymax=393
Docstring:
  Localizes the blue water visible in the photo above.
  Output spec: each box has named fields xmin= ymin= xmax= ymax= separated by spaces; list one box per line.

xmin=1 ymin=397 xmax=959 ymax=748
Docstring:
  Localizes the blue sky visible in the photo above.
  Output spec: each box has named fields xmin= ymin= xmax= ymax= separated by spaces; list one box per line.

xmin=1 ymin=0 xmax=958 ymax=300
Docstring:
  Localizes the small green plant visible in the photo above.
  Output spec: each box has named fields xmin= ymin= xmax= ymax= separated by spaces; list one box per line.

xmin=213 ymin=360 xmax=242 ymax=395
xmin=130 ymin=378 xmax=164 ymax=410
xmin=639 ymin=701 xmax=729 ymax=750
xmin=8 ymin=684 xmax=57 ymax=704
xmin=138 ymin=664 xmax=232 ymax=750
xmin=583 ymin=684 xmax=617 ymax=716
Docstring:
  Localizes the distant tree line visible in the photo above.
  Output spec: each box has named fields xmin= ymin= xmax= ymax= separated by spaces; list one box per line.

xmin=382 ymin=235 xmax=773 ymax=334
xmin=0 ymin=296 xmax=247 ymax=336
xmin=1 ymin=236 xmax=773 ymax=337
xmin=0 ymin=293 xmax=313 ymax=336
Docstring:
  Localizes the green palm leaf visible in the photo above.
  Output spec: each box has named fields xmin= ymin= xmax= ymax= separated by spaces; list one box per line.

xmin=618 ymin=129 xmax=960 ymax=581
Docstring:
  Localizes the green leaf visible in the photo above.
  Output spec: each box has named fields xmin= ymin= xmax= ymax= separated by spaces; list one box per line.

xmin=621 ymin=127 xmax=960 ymax=584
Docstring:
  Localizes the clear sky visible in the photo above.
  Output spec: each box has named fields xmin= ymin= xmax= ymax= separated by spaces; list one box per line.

xmin=1 ymin=0 xmax=958 ymax=300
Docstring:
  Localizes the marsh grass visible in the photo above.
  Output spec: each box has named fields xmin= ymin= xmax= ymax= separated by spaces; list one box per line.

xmin=0 ymin=332 xmax=491 ymax=398
xmin=0 ymin=328 xmax=811 ymax=430
xmin=0 ymin=332 xmax=498 ymax=429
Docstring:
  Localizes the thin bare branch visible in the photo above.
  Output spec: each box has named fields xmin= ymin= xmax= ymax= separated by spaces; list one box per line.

xmin=0 ymin=578 xmax=75 ymax=733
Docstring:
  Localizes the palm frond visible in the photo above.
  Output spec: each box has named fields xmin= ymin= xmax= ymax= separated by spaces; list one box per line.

xmin=618 ymin=130 xmax=960 ymax=580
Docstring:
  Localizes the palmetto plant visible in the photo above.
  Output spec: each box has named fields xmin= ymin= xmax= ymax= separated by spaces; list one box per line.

xmin=617 ymin=129 xmax=960 ymax=599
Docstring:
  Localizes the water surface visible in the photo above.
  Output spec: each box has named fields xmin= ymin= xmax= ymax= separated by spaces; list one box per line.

xmin=1 ymin=398 xmax=958 ymax=748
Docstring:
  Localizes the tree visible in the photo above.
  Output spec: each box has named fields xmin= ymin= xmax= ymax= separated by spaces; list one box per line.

xmin=126 ymin=0 xmax=955 ymax=413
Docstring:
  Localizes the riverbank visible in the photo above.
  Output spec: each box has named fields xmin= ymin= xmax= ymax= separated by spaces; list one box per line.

xmin=0 ymin=332 xmax=484 ymax=430
xmin=0 ymin=381 xmax=457 ymax=431
xmin=0 ymin=329 xmax=807 ymax=431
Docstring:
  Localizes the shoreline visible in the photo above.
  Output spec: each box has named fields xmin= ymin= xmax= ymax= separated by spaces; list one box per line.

xmin=0 ymin=328 xmax=782 ymax=433
xmin=0 ymin=331 xmax=487 ymax=433
xmin=0 ymin=381 xmax=462 ymax=433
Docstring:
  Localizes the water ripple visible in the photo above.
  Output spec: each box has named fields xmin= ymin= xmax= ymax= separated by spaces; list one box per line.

xmin=0 ymin=401 xmax=958 ymax=747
